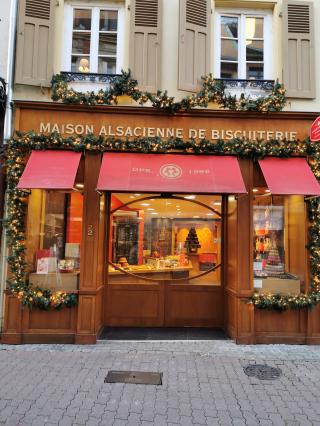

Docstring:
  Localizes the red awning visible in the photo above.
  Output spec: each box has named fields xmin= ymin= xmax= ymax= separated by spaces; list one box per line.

xmin=258 ymin=157 xmax=320 ymax=195
xmin=97 ymin=153 xmax=247 ymax=193
xmin=17 ymin=151 xmax=82 ymax=190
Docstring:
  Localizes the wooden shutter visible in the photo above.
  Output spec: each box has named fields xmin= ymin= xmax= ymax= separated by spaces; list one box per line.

xmin=129 ymin=0 xmax=162 ymax=92
xmin=283 ymin=0 xmax=315 ymax=98
xmin=15 ymin=0 xmax=54 ymax=86
xmin=178 ymin=0 xmax=210 ymax=92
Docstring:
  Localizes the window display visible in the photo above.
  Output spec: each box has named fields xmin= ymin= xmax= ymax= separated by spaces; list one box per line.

xmin=253 ymin=189 xmax=306 ymax=294
xmin=108 ymin=194 xmax=222 ymax=285
xmin=26 ymin=190 xmax=83 ymax=291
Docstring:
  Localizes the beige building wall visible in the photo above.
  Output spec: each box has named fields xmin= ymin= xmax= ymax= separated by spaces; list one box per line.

xmin=13 ymin=0 xmax=320 ymax=112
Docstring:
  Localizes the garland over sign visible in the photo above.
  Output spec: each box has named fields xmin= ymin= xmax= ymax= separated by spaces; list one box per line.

xmin=4 ymin=132 xmax=320 ymax=311
xmin=51 ymin=70 xmax=286 ymax=113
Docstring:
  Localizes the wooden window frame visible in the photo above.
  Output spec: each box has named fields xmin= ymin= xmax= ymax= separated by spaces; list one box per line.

xmin=62 ymin=1 xmax=125 ymax=74
xmin=214 ymin=8 xmax=273 ymax=80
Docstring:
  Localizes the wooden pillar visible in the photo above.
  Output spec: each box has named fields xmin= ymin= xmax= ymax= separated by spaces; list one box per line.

xmin=75 ymin=153 xmax=104 ymax=344
xmin=224 ymin=159 xmax=254 ymax=344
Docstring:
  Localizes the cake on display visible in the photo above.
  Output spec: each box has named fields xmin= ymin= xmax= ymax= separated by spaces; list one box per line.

xmin=264 ymin=247 xmax=284 ymax=277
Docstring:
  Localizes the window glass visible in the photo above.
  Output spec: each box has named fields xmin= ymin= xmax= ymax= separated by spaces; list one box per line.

xmin=253 ymin=187 xmax=306 ymax=295
xmin=219 ymin=13 xmax=265 ymax=79
xmin=221 ymin=16 xmax=238 ymax=78
xmin=98 ymin=10 xmax=118 ymax=74
xmin=108 ymin=194 xmax=222 ymax=286
xmin=26 ymin=189 xmax=84 ymax=292
xmin=221 ymin=16 xmax=238 ymax=38
xmin=72 ymin=9 xmax=91 ymax=72
xmin=70 ymin=7 xmax=119 ymax=74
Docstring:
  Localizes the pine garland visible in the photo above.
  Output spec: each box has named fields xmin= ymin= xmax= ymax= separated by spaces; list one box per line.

xmin=4 ymin=132 xmax=320 ymax=311
xmin=51 ymin=70 xmax=286 ymax=113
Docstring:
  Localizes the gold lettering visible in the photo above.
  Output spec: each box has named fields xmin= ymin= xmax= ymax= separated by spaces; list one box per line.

xmin=199 ymin=129 xmax=206 ymax=139
xmin=116 ymin=126 xmax=124 ymax=136
xmin=65 ymin=124 xmax=74 ymax=134
xmin=125 ymin=127 xmax=133 ymax=137
xmin=225 ymin=130 xmax=233 ymax=139
xmin=133 ymin=127 xmax=142 ymax=137
xmin=99 ymin=126 xmax=107 ymax=135
xmin=40 ymin=122 xmax=51 ymax=133
xmin=211 ymin=130 xmax=220 ymax=139
xmin=85 ymin=125 xmax=94 ymax=134
xmin=189 ymin=129 xmax=198 ymax=138
xmin=156 ymin=128 xmax=165 ymax=137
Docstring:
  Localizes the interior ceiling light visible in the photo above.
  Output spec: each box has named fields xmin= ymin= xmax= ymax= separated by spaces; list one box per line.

xmin=214 ymin=201 xmax=221 ymax=206
xmin=151 ymin=212 xmax=158 ymax=215
xmin=252 ymin=189 xmax=259 ymax=193
xmin=184 ymin=195 xmax=196 ymax=200
xmin=140 ymin=203 xmax=150 ymax=206
xmin=147 ymin=208 xmax=155 ymax=211
xmin=265 ymin=189 xmax=271 ymax=193
xmin=75 ymin=183 xmax=84 ymax=189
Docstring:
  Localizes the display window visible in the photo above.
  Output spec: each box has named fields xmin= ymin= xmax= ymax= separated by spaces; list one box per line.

xmin=25 ymin=188 xmax=84 ymax=292
xmin=107 ymin=193 xmax=222 ymax=285
xmin=253 ymin=186 xmax=307 ymax=295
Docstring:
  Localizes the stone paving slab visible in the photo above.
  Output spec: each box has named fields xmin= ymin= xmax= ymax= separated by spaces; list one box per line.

xmin=0 ymin=340 xmax=320 ymax=425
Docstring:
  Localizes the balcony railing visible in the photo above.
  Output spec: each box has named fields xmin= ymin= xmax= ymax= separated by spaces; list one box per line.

xmin=60 ymin=71 xmax=121 ymax=84
xmin=60 ymin=72 xmax=275 ymax=100
xmin=217 ymin=78 xmax=275 ymax=100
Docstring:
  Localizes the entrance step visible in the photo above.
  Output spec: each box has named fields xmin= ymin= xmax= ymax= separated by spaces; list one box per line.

xmin=99 ymin=327 xmax=229 ymax=341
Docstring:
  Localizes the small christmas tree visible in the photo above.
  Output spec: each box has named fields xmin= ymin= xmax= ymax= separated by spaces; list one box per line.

xmin=184 ymin=227 xmax=201 ymax=253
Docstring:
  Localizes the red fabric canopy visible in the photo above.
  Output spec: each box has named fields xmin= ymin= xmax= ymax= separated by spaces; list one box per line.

xmin=17 ymin=151 xmax=81 ymax=190
xmin=258 ymin=157 xmax=320 ymax=195
xmin=97 ymin=153 xmax=247 ymax=193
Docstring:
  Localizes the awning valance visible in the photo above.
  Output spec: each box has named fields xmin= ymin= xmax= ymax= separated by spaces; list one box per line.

xmin=258 ymin=157 xmax=320 ymax=195
xmin=97 ymin=153 xmax=247 ymax=193
xmin=17 ymin=151 xmax=81 ymax=190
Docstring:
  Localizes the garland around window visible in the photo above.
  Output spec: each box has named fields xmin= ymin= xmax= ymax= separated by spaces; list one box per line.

xmin=5 ymin=132 xmax=320 ymax=311
xmin=51 ymin=70 xmax=286 ymax=113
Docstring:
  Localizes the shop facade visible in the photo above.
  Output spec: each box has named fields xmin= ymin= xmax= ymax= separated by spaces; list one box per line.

xmin=2 ymin=101 xmax=320 ymax=345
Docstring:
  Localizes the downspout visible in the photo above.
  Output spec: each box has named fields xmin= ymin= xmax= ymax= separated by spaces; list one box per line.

xmin=0 ymin=0 xmax=19 ymax=332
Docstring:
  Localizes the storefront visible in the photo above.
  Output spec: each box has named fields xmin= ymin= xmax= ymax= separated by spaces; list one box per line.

xmin=2 ymin=101 xmax=320 ymax=344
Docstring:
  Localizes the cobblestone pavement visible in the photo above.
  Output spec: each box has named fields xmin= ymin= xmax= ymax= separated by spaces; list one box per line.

xmin=0 ymin=340 xmax=320 ymax=425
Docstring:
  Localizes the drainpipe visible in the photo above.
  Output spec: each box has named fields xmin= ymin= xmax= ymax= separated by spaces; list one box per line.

xmin=0 ymin=0 xmax=18 ymax=332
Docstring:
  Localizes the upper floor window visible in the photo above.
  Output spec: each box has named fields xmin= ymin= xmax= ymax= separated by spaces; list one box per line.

xmin=63 ymin=3 xmax=125 ymax=74
xmin=215 ymin=10 xmax=272 ymax=80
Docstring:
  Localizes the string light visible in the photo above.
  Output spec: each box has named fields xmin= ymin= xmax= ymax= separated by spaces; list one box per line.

xmin=51 ymin=70 xmax=286 ymax=113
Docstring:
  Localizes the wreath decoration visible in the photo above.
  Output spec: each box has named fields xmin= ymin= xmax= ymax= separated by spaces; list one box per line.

xmin=4 ymin=132 xmax=320 ymax=311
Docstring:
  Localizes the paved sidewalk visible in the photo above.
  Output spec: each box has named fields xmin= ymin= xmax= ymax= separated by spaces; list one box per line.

xmin=0 ymin=340 xmax=320 ymax=425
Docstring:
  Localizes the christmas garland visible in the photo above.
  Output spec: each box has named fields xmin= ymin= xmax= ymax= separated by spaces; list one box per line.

xmin=51 ymin=70 xmax=286 ymax=113
xmin=4 ymin=132 xmax=320 ymax=311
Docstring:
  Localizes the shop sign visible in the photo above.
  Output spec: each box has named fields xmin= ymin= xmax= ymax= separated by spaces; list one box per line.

xmin=310 ymin=116 xmax=320 ymax=142
xmin=38 ymin=122 xmax=298 ymax=142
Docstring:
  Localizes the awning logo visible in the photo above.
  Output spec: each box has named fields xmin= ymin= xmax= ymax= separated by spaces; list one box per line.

xmin=160 ymin=164 xmax=182 ymax=179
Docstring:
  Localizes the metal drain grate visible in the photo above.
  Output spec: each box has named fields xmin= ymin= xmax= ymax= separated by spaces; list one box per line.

xmin=105 ymin=371 xmax=163 ymax=385
xmin=244 ymin=364 xmax=282 ymax=380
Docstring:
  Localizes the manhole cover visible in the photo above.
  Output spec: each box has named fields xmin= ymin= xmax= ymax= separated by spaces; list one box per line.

xmin=105 ymin=371 xmax=162 ymax=385
xmin=244 ymin=364 xmax=282 ymax=380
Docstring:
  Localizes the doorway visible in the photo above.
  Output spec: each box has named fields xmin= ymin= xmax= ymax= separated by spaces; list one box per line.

xmin=104 ymin=193 xmax=224 ymax=328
